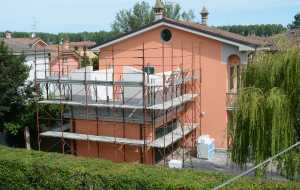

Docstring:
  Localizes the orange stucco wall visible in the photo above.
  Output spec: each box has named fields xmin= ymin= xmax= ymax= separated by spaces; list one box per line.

xmin=99 ymin=26 xmax=228 ymax=148
xmin=73 ymin=119 xmax=153 ymax=164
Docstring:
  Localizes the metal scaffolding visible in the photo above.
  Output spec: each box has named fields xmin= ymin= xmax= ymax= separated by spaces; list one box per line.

xmin=34 ymin=41 xmax=202 ymax=166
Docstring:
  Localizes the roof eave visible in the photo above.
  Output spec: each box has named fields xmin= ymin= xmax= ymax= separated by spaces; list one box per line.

xmin=91 ymin=18 xmax=260 ymax=52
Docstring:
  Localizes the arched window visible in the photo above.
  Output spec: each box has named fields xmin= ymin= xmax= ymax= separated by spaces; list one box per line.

xmin=228 ymin=55 xmax=241 ymax=92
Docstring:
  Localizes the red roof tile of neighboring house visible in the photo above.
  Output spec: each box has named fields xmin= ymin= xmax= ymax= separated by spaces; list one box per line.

xmin=69 ymin=41 xmax=96 ymax=48
xmin=47 ymin=44 xmax=80 ymax=58
xmin=0 ymin=37 xmax=48 ymax=54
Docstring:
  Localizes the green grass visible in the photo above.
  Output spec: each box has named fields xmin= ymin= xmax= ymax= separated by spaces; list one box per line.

xmin=0 ymin=145 xmax=299 ymax=190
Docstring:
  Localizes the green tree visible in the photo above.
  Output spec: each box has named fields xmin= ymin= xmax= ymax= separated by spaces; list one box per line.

xmin=229 ymin=50 xmax=300 ymax=179
xmin=112 ymin=1 xmax=195 ymax=33
xmin=218 ymin=24 xmax=287 ymax=37
xmin=0 ymin=41 xmax=30 ymax=134
xmin=288 ymin=13 xmax=300 ymax=29
xmin=0 ymin=42 xmax=61 ymax=150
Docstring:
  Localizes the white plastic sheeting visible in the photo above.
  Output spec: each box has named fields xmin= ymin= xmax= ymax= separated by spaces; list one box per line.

xmin=69 ymin=66 xmax=113 ymax=101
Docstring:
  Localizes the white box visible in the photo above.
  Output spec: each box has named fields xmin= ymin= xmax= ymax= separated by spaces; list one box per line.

xmin=168 ymin=160 xmax=183 ymax=169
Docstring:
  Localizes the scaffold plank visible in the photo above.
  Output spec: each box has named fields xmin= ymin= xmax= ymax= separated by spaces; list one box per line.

xmin=38 ymin=94 xmax=198 ymax=110
xmin=149 ymin=123 xmax=199 ymax=148
xmin=147 ymin=94 xmax=198 ymax=110
xmin=41 ymin=123 xmax=199 ymax=148
xmin=40 ymin=131 xmax=148 ymax=146
xmin=36 ymin=78 xmax=143 ymax=87
xmin=38 ymin=100 xmax=142 ymax=109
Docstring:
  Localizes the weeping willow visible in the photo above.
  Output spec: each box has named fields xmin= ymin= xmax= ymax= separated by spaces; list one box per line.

xmin=228 ymin=49 xmax=300 ymax=179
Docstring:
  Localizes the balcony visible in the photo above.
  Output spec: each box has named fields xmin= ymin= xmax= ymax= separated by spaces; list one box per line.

xmin=226 ymin=92 xmax=237 ymax=110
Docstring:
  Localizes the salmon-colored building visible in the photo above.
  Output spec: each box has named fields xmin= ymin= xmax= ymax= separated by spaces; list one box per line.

xmin=38 ymin=1 xmax=268 ymax=165
xmin=47 ymin=43 xmax=81 ymax=76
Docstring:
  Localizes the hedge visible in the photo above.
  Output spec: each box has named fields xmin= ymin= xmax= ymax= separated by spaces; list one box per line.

xmin=0 ymin=145 xmax=299 ymax=190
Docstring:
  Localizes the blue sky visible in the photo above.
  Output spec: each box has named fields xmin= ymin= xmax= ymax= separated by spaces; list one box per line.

xmin=0 ymin=0 xmax=299 ymax=33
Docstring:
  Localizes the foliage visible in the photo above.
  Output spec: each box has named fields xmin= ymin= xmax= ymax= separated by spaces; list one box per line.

xmin=0 ymin=41 xmax=30 ymax=133
xmin=288 ymin=13 xmax=300 ymax=29
xmin=112 ymin=1 xmax=195 ymax=33
xmin=80 ymin=56 xmax=92 ymax=67
xmin=92 ymin=56 xmax=99 ymax=70
xmin=218 ymin=24 xmax=287 ymax=37
xmin=0 ymin=145 xmax=299 ymax=190
xmin=0 ymin=42 xmax=60 ymax=137
xmin=55 ymin=31 xmax=118 ymax=44
xmin=228 ymin=49 xmax=300 ymax=179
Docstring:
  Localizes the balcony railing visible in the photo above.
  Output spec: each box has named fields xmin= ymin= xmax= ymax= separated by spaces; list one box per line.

xmin=226 ymin=92 xmax=237 ymax=110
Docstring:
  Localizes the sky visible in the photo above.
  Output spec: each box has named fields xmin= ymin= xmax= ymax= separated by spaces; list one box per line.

xmin=0 ymin=0 xmax=299 ymax=33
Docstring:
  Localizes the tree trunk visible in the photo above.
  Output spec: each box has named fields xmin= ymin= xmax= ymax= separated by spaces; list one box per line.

xmin=24 ymin=127 xmax=31 ymax=150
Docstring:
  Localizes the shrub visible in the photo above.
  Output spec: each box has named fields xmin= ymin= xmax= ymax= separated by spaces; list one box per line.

xmin=0 ymin=145 xmax=299 ymax=190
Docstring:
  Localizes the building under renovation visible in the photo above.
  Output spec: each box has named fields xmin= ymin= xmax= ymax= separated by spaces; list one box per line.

xmin=34 ymin=1 xmax=269 ymax=165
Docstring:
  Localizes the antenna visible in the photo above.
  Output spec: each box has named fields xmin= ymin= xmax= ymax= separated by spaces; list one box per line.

xmin=31 ymin=17 xmax=37 ymax=38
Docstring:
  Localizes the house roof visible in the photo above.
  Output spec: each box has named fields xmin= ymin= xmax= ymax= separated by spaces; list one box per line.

xmin=91 ymin=17 xmax=271 ymax=51
xmin=47 ymin=44 xmax=81 ymax=59
xmin=0 ymin=37 xmax=48 ymax=55
xmin=69 ymin=41 xmax=96 ymax=48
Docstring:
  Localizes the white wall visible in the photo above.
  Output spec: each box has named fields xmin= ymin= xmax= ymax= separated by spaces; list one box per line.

xmin=25 ymin=54 xmax=49 ymax=82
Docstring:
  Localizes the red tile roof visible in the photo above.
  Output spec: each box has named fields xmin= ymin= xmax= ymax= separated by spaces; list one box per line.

xmin=92 ymin=17 xmax=270 ymax=50
xmin=164 ymin=18 xmax=269 ymax=46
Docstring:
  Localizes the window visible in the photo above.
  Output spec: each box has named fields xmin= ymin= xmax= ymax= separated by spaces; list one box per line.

xmin=161 ymin=29 xmax=172 ymax=42
xmin=229 ymin=65 xmax=240 ymax=91
xmin=228 ymin=55 xmax=241 ymax=92
xmin=155 ymin=119 xmax=178 ymax=139
xmin=143 ymin=66 xmax=155 ymax=75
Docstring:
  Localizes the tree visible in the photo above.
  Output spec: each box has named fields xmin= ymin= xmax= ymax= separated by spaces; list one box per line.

xmin=112 ymin=1 xmax=195 ymax=33
xmin=229 ymin=50 xmax=300 ymax=179
xmin=288 ymin=13 xmax=300 ymax=29
xmin=0 ymin=41 xmax=30 ymax=134
xmin=218 ymin=24 xmax=287 ymax=37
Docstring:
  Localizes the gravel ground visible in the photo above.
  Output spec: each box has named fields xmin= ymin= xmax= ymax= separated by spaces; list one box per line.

xmin=159 ymin=148 xmax=286 ymax=180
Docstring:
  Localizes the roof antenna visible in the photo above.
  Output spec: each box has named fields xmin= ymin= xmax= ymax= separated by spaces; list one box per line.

xmin=31 ymin=17 xmax=37 ymax=38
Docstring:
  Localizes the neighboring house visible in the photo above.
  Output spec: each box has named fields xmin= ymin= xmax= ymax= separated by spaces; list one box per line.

xmin=69 ymin=41 xmax=96 ymax=54
xmin=0 ymin=31 xmax=50 ymax=81
xmin=37 ymin=1 xmax=269 ymax=164
xmin=47 ymin=43 xmax=81 ymax=76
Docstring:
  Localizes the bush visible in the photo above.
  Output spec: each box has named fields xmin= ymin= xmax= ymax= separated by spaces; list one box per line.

xmin=0 ymin=145 xmax=299 ymax=190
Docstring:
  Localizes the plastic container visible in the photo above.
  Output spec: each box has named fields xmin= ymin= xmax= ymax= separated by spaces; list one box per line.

xmin=168 ymin=160 xmax=183 ymax=169
xmin=197 ymin=135 xmax=215 ymax=160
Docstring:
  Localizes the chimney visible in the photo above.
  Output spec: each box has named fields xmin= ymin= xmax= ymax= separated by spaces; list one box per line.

xmin=153 ymin=0 xmax=164 ymax=21
xmin=4 ymin=31 xmax=12 ymax=39
xmin=200 ymin=6 xmax=209 ymax=26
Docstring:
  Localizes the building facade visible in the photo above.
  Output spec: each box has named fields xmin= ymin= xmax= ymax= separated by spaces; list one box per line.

xmin=36 ymin=3 xmax=268 ymax=165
